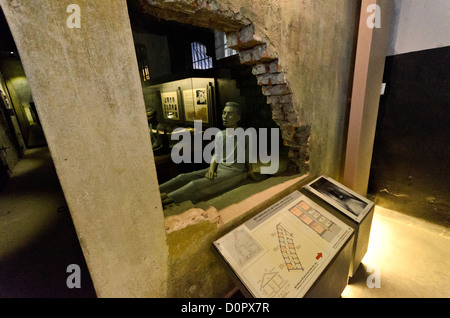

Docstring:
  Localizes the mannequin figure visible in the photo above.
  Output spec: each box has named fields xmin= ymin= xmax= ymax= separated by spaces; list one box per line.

xmin=160 ymin=102 xmax=254 ymax=206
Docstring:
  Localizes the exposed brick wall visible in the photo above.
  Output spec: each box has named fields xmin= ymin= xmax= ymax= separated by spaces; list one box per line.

xmin=139 ymin=0 xmax=310 ymax=173
xmin=227 ymin=24 xmax=309 ymax=174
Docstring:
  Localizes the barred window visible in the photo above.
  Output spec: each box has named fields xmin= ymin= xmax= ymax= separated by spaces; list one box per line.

xmin=191 ymin=42 xmax=213 ymax=70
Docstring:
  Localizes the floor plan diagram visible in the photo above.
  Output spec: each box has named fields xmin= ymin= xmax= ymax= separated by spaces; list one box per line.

xmin=276 ymin=224 xmax=304 ymax=271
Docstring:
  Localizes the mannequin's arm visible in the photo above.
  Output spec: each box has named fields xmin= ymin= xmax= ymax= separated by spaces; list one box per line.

xmin=205 ymin=158 xmax=218 ymax=180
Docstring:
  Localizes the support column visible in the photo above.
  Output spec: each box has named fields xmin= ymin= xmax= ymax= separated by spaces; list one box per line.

xmin=343 ymin=0 xmax=394 ymax=195
xmin=0 ymin=0 xmax=168 ymax=297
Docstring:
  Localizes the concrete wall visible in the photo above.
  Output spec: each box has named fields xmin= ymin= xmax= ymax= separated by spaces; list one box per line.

xmin=0 ymin=0 xmax=168 ymax=297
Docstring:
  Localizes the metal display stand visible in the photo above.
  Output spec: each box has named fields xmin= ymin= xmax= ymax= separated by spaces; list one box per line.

xmin=213 ymin=191 xmax=355 ymax=298
xmin=301 ymin=175 xmax=375 ymax=277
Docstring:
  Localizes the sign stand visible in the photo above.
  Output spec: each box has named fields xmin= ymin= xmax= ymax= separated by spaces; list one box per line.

xmin=213 ymin=191 xmax=354 ymax=298
xmin=301 ymin=175 xmax=375 ymax=277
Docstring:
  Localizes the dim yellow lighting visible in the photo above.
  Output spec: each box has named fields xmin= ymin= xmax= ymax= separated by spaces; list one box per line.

xmin=341 ymin=205 xmax=449 ymax=298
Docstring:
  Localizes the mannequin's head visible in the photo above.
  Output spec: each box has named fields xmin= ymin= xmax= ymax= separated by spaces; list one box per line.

xmin=222 ymin=102 xmax=241 ymax=128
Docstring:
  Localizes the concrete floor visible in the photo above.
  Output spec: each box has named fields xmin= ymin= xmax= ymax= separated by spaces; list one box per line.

xmin=342 ymin=206 xmax=449 ymax=298
xmin=0 ymin=147 xmax=449 ymax=298
xmin=0 ymin=147 xmax=96 ymax=298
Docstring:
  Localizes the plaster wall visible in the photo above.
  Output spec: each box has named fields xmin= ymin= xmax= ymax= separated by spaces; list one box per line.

xmin=223 ymin=0 xmax=360 ymax=181
xmin=387 ymin=0 xmax=450 ymax=56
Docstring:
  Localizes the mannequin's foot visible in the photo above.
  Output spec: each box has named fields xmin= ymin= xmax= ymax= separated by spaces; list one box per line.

xmin=162 ymin=198 xmax=173 ymax=205
xmin=161 ymin=193 xmax=173 ymax=206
